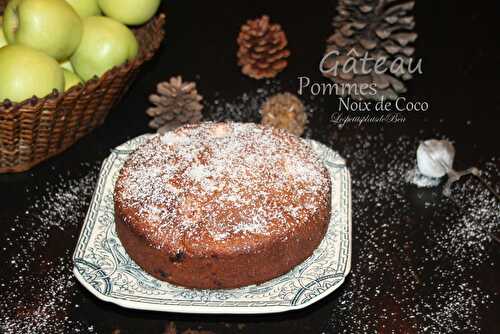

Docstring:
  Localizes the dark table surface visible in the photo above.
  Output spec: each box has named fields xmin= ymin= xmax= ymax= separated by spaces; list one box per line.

xmin=0 ymin=0 xmax=499 ymax=333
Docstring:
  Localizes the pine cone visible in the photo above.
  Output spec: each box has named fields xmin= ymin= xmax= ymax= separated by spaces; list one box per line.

xmin=323 ymin=0 xmax=418 ymax=100
xmin=237 ymin=15 xmax=291 ymax=80
xmin=260 ymin=93 xmax=307 ymax=136
xmin=146 ymin=76 xmax=203 ymax=134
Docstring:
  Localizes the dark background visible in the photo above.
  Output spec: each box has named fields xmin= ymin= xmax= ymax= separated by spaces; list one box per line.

xmin=0 ymin=0 xmax=499 ymax=333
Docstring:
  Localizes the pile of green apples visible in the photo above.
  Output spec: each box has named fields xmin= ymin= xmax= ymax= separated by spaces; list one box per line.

xmin=0 ymin=0 xmax=160 ymax=103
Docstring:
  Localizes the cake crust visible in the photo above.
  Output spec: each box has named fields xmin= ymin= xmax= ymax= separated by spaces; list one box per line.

xmin=114 ymin=122 xmax=331 ymax=289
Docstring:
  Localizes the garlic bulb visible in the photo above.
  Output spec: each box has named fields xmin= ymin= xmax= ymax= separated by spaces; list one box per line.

xmin=416 ymin=139 xmax=455 ymax=178
xmin=411 ymin=139 xmax=498 ymax=200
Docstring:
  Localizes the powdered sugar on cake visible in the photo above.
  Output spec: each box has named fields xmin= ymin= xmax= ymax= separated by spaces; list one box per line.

xmin=115 ymin=122 xmax=330 ymax=249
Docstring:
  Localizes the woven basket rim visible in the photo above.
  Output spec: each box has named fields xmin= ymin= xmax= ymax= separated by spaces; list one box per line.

xmin=0 ymin=13 xmax=166 ymax=111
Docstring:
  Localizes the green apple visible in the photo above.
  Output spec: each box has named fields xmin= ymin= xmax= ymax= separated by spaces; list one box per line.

xmin=65 ymin=0 xmax=101 ymax=18
xmin=71 ymin=16 xmax=138 ymax=81
xmin=0 ymin=45 xmax=64 ymax=102
xmin=97 ymin=0 xmax=160 ymax=25
xmin=63 ymin=69 xmax=82 ymax=91
xmin=3 ymin=0 xmax=83 ymax=61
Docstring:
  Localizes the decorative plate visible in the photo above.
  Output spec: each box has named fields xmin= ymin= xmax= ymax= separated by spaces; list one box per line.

xmin=73 ymin=134 xmax=352 ymax=314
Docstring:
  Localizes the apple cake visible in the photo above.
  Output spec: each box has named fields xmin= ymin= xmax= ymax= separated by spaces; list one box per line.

xmin=114 ymin=122 xmax=331 ymax=289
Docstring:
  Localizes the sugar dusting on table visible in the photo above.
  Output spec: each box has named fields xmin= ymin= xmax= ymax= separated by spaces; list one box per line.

xmin=323 ymin=131 xmax=498 ymax=334
xmin=0 ymin=164 xmax=99 ymax=334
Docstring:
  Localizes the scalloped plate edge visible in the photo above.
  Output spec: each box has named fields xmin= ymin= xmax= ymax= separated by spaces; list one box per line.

xmin=73 ymin=135 xmax=352 ymax=314
xmin=73 ymin=266 xmax=349 ymax=314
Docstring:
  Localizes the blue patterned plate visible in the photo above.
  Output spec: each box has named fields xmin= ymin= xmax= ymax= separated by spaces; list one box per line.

xmin=73 ymin=134 xmax=351 ymax=314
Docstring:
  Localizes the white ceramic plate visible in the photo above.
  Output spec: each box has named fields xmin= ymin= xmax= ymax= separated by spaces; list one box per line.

xmin=73 ymin=134 xmax=352 ymax=314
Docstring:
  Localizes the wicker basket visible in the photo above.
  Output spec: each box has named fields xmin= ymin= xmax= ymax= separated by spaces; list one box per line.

xmin=0 ymin=2 xmax=165 ymax=173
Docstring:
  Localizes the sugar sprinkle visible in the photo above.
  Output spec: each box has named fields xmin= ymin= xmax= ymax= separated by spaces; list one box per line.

xmin=0 ymin=164 xmax=99 ymax=334
xmin=323 ymin=131 xmax=498 ymax=334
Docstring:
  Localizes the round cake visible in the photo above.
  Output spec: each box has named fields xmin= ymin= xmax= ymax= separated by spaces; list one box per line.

xmin=114 ymin=122 xmax=331 ymax=289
